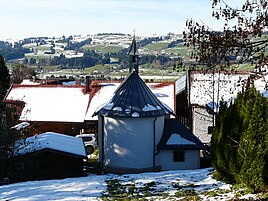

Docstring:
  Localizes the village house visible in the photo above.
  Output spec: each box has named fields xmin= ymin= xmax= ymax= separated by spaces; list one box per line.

xmin=175 ymin=70 xmax=268 ymax=145
xmin=4 ymin=84 xmax=91 ymax=136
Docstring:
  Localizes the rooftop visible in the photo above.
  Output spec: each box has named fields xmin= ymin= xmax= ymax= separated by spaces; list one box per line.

xmin=93 ymin=72 xmax=174 ymax=118
xmin=5 ymin=84 xmax=90 ymax=123
xmin=157 ymin=118 xmax=205 ymax=150
xmin=14 ymin=132 xmax=87 ymax=158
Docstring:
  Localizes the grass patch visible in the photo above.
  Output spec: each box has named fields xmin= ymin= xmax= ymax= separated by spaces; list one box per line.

xmin=143 ymin=42 xmax=169 ymax=51
xmin=102 ymin=179 xmax=140 ymax=200
xmin=202 ymin=188 xmax=232 ymax=199
xmin=231 ymin=63 xmax=255 ymax=71
xmin=174 ymin=189 xmax=200 ymax=200
xmin=82 ymin=44 xmax=123 ymax=53
xmin=164 ymin=46 xmax=191 ymax=58
xmin=103 ymin=179 xmax=174 ymax=200
xmin=35 ymin=45 xmax=51 ymax=51
xmin=83 ymin=64 xmax=112 ymax=73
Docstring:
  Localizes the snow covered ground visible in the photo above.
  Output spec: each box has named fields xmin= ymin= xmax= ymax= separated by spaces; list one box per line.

xmin=0 ymin=168 xmax=259 ymax=200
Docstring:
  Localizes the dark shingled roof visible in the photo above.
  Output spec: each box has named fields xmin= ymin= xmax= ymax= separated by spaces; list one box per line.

xmin=157 ymin=119 xmax=205 ymax=150
xmin=93 ymin=72 xmax=174 ymax=118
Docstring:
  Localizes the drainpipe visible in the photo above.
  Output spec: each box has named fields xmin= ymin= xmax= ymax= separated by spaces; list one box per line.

xmin=153 ymin=117 xmax=157 ymax=171
xmin=100 ymin=116 xmax=105 ymax=167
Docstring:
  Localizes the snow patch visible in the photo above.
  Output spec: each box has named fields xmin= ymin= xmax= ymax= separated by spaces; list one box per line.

xmin=112 ymin=107 xmax=122 ymax=111
xmin=142 ymin=104 xmax=157 ymax=111
xmin=125 ymin=108 xmax=131 ymax=114
xmin=132 ymin=112 xmax=140 ymax=117
xmin=103 ymin=103 xmax=114 ymax=110
xmin=11 ymin=122 xmax=30 ymax=130
xmin=167 ymin=133 xmax=196 ymax=145
xmin=0 ymin=168 xmax=260 ymax=200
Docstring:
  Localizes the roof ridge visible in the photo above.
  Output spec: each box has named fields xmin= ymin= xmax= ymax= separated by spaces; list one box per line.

xmin=12 ymin=84 xmax=86 ymax=88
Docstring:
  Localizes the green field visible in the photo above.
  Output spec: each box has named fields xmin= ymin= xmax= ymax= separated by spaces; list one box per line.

xmin=144 ymin=42 xmax=169 ymax=51
xmin=35 ymin=45 xmax=51 ymax=51
xmin=231 ymin=63 xmax=255 ymax=71
xmin=82 ymin=44 xmax=124 ymax=53
xmin=164 ymin=46 xmax=191 ymax=58
xmin=24 ymin=54 xmax=54 ymax=60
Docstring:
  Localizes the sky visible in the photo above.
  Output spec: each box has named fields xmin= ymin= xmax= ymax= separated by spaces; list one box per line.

xmin=0 ymin=0 xmax=244 ymax=40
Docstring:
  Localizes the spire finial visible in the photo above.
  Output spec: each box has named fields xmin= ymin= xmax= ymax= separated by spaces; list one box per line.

xmin=128 ymin=33 xmax=139 ymax=75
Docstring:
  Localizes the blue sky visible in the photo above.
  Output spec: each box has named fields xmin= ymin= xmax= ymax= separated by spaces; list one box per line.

xmin=0 ymin=0 xmax=243 ymax=40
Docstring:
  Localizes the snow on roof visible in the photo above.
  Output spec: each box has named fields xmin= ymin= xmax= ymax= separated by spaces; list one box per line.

xmin=85 ymin=80 xmax=175 ymax=120
xmin=157 ymin=119 xmax=205 ymax=150
xmin=189 ymin=71 xmax=250 ymax=107
xmin=167 ymin=133 xmax=196 ymax=145
xmin=86 ymin=83 xmax=120 ymax=120
xmin=254 ymin=74 xmax=268 ymax=97
xmin=21 ymin=79 xmax=41 ymax=85
xmin=175 ymin=74 xmax=186 ymax=94
xmin=14 ymin=132 xmax=87 ymax=158
xmin=5 ymin=85 xmax=89 ymax=122
xmin=11 ymin=122 xmax=30 ymax=130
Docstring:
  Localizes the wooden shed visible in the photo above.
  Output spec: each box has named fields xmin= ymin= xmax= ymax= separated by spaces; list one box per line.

xmin=13 ymin=132 xmax=87 ymax=181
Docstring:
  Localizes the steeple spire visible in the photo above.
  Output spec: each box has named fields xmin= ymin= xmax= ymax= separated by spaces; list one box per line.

xmin=128 ymin=34 xmax=139 ymax=75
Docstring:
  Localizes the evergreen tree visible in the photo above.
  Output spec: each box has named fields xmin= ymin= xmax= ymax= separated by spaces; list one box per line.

xmin=212 ymin=98 xmax=243 ymax=182
xmin=212 ymin=84 xmax=268 ymax=192
xmin=238 ymin=88 xmax=267 ymax=192
xmin=0 ymin=106 xmax=18 ymax=183
xmin=0 ymin=55 xmax=10 ymax=101
xmin=0 ymin=55 xmax=15 ymax=183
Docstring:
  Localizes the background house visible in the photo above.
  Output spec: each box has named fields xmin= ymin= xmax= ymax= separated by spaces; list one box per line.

xmin=4 ymin=84 xmax=90 ymax=136
xmin=176 ymin=70 xmax=254 ymax=144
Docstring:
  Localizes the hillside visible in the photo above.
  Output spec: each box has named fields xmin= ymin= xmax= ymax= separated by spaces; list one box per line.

xmin=2 ymin=32 xmax=268 ymax=81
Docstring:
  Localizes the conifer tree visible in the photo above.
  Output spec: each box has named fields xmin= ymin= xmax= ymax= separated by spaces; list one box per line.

xmin=212 ymin=97 xmax=244 ymax=182
xmin=238 ymin=88 xmax=267 ymax=192
xmin=0 ymin=55 xmax=10 ymax=102
xmin=0 ymin=55 xmax=13 ymax=182
xmin=212 ymin=85 xmax=268 ymax=192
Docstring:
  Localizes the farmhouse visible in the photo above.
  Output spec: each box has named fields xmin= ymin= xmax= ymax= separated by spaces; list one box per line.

xmin=175 ymin=70 xmax=268 ymax=144
xmin=4 ymin=84 xmax=91 ymax=136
